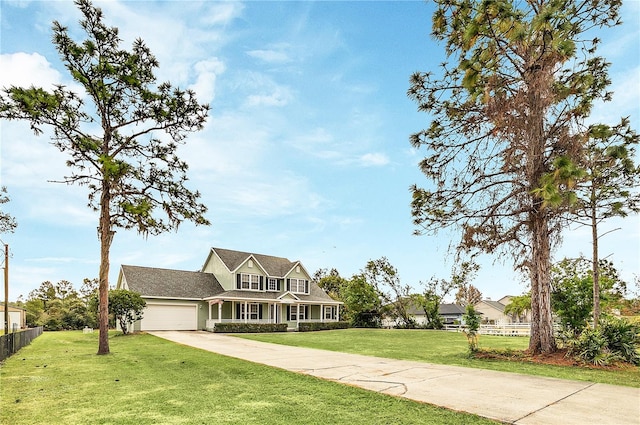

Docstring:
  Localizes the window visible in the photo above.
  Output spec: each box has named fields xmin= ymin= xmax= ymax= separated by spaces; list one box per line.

xmin=289 ymin=278 xmax=307 ymax=294
xmin=240 ymin=303 xmax=260 ymax=320
xmin=289 ymin=305 xmax=305 ymax=321
xmin=267 ymin=278 xmax=278 ymax=291
xmin=324 ymin=306 xmax=334 ymax=320
xmin=241 ymin=273 xmax=260 ymax=290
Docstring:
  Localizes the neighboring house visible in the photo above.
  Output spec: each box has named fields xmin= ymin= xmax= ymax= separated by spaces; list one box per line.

xmin=385 ymin=302 xmax=465 ymax=327
xmin=474 ymin=297 xmax=531 ymax=324
xmin=438 ymin=303 xmax=466 ymax=325
xmin=116 ymin=247 xmax=342 ymax=331
xmin=0 ymin=305 xmax=26 ymax=331
xmin=474 ymin=299 xmax=509 ymax=324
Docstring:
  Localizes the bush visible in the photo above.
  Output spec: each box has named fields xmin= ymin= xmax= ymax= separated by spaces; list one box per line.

xmin=213 ymin=323 xmax=287 ymax=333
xmin=566 ymin=317 xmax=640 ymax=366
xmin=599 ymin=317 xmax=640 ymax=365
xmin=298 ymin=321 xmax=350 ymax=332
xmin=462 ymin=305 xmax=481 ymax=354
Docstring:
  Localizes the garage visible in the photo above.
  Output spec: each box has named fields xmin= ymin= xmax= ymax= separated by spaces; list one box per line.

xmin=141 ymin=303 xmax=198 ymax=331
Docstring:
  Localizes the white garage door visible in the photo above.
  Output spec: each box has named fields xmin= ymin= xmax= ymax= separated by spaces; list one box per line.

xmin=141 ymin=303 xmax=198 ymax=331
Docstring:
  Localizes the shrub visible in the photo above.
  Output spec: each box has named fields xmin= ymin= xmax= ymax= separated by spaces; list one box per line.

xmin=599 ymin=316 xmax=640 ymax=365
xmin=298 ymin=321 xmax=350 ymax=332
xmin=213 ymin=323 xmax=287 ymax=333
xmin=462 ymin=305 xmax=481 ymax=354
xmin=566 ymin=317 xmax=640 ymax=366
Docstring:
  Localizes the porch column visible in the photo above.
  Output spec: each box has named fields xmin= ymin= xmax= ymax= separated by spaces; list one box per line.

xmin=336 ymin=305 xmax=340 ymax=321
xmin=244 ymin=301 xmax=248 ymax=323
xmin=218 ymin=302 xmax=223 ymax=323
xmin=321 ymin=304 xmax=324 ymax=322
xmin=296 ymin=303 xmax=300 ymax=328
xmin=208 ymin=303 xmax=212 ymax=321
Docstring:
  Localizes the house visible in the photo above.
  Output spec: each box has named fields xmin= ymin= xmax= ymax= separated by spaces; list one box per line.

xmin=384 ymin=302 xmax=466 ymax=327
xmin=438 ymin=303 xmax=466 ymax=325
xmin=116 ymin=247 xmax=342 ymax=331
xmin=0 ymin=305 xmax=26 ymax=331
xmin=474 ymin=296 xmax=530 ymax=324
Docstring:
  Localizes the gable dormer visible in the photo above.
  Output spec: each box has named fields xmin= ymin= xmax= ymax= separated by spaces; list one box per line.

xmin=284 ymin=261 xmax=311 ymax=295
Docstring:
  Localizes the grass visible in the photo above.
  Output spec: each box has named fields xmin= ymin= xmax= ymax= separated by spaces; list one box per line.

xmin=235 ymin=328 xmax=640 ymax=387
xmin=0 ymin=331 xmax=498 ymax=425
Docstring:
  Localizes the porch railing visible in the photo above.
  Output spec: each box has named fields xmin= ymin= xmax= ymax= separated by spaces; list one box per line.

xmin=206 ymin=317 xmax=338 ymax=330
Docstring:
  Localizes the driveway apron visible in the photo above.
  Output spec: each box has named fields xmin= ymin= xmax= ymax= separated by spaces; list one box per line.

xmin=149 ymin=331 xmax=640 ymax=425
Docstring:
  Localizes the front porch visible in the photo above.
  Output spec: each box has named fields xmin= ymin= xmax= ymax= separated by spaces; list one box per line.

xmin=205 ymin=299 xmax=340 ymax=331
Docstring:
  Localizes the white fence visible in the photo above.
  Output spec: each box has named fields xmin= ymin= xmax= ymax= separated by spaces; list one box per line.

xmin=444 ymin=323 xmax=531 ymax=336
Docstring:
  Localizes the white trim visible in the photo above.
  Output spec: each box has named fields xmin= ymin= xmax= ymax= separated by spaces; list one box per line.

xmin=277 ymin=291 xmax=301 ymax=301
xmin=267 ymin=277 xmax=278 ymax=292
xmin=240 ymin=273 xmax=261 ymax=290
xmin=201 ymin=248 xmax=232 ymax=273
xmin=282 ymin=261 xmax=312 ymax=280
xmin=143 ymin=296 xmax=203 ymax=301
xmin=288 ymin=278 xmax=307 ymax=294
xmin=141 ymin=302 xmax=198 ymax=331
xmin=207 ymin=295 xmax=277 ymax=303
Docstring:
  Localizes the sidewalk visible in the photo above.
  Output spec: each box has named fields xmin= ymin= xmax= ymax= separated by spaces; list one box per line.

xmin=150 ymin=331 xmax=640 ymax=425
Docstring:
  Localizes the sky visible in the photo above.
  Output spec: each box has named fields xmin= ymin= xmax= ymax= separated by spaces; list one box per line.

xmin=0 ymin=0 xmax=639 ymax=303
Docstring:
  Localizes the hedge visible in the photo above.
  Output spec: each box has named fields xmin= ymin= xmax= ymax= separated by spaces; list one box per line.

xmin=213 ymin=323 xmax=288 ymax=333
xmin=298 ymin=321 xmax=350 ymax=332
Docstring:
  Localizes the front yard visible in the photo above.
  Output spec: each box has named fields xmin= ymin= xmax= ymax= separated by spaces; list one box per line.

xmin=237 ymin=328 xmax=640 ymax=387
xmin=1 ymin=331 xmax=497 ymax=425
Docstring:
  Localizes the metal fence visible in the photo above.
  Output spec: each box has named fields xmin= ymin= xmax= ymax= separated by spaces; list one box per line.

xmin=0 ymin=327 xmax=44 ymax=361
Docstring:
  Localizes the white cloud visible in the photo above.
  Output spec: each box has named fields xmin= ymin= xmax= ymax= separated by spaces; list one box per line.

xmin=0 ymin=52 xmax=62 ymax=88
xmin=358 ymin=152 xmax=390 ymax=167
xmin=589 ymin=65 xmax=640 ymax=125
xmin=190 ymin=58 xmax=226 ymax=103
xmin=247 ymin=43 xmax=293 ymax=64
xmin=245 ymin=86 xmax=293 ymax=107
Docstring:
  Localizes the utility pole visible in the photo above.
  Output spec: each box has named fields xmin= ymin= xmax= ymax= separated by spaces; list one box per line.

xmin=4 ymin=243 xmax=8 ymax=335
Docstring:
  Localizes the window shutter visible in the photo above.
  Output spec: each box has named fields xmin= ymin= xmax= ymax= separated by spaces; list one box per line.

xmin=305 ymin=280 xmax=309 ymax=294
xmin=260 ymin=276 xmax=264 ymax=291
xmin=305 ymin=305 xmax=310 ymax=319
xmin=286 ymin=305 xmax=291 ymax=320
xmin=286 ymin=279 xmax=290 ymax=292
xmin=259 ymin=304 xmax=263 ymax=319
xmin=236 ymin=274 xmax=241 ymax=290
xmin=235 ymin=303 xmax=240 ymax=319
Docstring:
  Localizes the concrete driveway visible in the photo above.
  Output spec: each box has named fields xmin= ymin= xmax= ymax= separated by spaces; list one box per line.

xmin=149 ymin=331 xmax=640 ymax=425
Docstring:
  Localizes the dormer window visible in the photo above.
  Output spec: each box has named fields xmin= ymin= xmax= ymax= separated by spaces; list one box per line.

xmin=288 ymin=278 xmax=308 ymax=294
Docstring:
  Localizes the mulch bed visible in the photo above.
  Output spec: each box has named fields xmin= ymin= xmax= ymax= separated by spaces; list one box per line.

xmin=474 ymin=348 xmax=635 ymax=370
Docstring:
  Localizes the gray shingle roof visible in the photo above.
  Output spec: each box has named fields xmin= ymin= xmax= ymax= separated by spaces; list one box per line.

xmin=121 ymin=265 xmax=224 ymax=299
xmin=212 ymin=247 xmax=297 ymax=277
xmin=439 ymin=303 xmax=466 ymax=315
xmin=482 ymin=300 xmax=506 ymax=313
xmin=406 ymin=302 xmax=465 ymax=316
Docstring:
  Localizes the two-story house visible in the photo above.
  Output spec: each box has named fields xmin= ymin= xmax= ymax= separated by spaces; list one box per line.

xmin=116 ymin=247 xmax=342 ymax=331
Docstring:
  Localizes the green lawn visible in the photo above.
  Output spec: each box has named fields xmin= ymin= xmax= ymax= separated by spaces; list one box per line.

xmin=236 ymin=328 xmax=640 ymax=387
xmin=0 ymin=331 xmax=498 ymax=425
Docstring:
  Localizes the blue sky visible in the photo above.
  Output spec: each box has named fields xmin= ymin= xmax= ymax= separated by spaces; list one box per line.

xmin=1 ymin=0 xmax=638 ymax=302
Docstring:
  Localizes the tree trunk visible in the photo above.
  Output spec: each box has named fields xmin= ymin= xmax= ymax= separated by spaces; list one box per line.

xmin=591 ymin=191 xmax=600 ymax=327
xmin=528 ymin=211 xmax=557 ymax=354
xmin=97 ymin=180 xmax=113 ymax=355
